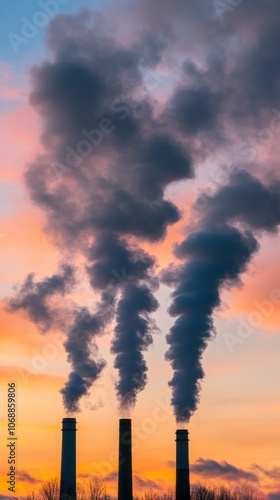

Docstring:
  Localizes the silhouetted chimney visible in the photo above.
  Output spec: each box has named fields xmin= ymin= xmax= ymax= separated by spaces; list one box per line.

xmin=60 ymin=418 xmax=76 ymax=500
xmin=118 ymin=419 xmax=133 ymax=500
xmin=176 ymin=429 xmax=190 ymax=500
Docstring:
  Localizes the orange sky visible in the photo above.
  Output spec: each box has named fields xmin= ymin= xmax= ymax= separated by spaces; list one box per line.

xmin=0 ymin=33 xmax=280 ymax=500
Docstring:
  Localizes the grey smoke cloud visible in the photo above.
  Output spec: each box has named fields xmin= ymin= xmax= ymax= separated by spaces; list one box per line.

xmin=7 ymin=0 xmax=280 ymax=418
xmin=6 ymin=263 xmax=75 ymax=333
xmin=111 ymin=282 xmax=159 ymax=408
xmin=163 ymin=171 xmax=280 ymax=423
xmin=22 ymin=9 xmax=192 ymax=412
xmin=60 ymin=289 xmax=117 ymax=413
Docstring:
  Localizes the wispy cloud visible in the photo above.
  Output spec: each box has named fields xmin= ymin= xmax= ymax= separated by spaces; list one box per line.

xmin=134 ymin=475 xmax=162 ymax=491
xmin=104 ymin=471 xmax=118 ymax=482
xmin=252 ymin=464 xmax=280 ymax=480
xmin=17 ymin=469 xmax=41 ymax=484
xmin=167 ymin=460 xmax=175 ymax=468
xmin=191 ymin=458 xmax=259 ymax=482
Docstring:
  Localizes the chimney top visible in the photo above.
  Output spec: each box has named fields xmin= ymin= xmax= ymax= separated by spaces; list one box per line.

xmin=61 ymin=418 xmax=77 ymax=431
xmin=119 ymin=418 xmax=131 ymax=426
xmin=176 ymin=429 xmax=189 ymax=441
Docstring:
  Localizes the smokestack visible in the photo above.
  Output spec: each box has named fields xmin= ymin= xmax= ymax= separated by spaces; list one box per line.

xmin=60 ymin=418 xmax=77 ymax=500
xmin=118 ymin=419 xmax=133 ymax=500
xmin=176 ymin=429 xmax=190 ymax=500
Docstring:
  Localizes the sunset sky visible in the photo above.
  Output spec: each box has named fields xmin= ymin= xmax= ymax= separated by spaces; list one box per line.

xmin=0 ymin=1 xmax=280 ymax=499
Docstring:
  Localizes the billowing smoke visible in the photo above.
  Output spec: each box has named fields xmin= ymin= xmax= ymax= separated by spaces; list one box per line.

xmin=6 ymin=264 xmax=75 ymax=332
xmin=112 ymin=281 xmax=159 ymax=409
xmin=163 ymin=170 xmax=280 ymax=423
xmin=6 ymin=265 xmax=114 ymax=413
xmin=16 ymin=10 xmax=192 ymax=412
xmin=8 ymin=1 xmax=280 ymax=417
xmin=90 ymin=235 xmax=161 ymax=407
xmin=60 ymin=288 xmax=116 ymax=413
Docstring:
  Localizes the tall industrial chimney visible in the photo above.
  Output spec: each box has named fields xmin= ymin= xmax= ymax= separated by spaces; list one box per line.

xmin=60 ymin=417 xmax=77 ymax=500
xmin=175 ymin=429 xmax=190 ymax=500
xmin=118 ymin=419 xmax=133 ymax=500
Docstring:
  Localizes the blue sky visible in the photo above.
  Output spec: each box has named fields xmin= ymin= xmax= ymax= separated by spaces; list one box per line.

xmin=0 ymin=0 xmax=112 ymax=65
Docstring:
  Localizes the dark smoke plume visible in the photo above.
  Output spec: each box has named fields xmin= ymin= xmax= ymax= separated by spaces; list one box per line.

xmin=111 ymin=282 xmax=159 ymax=408
xmin=61 ymin=289 xmax=117 ymax=413
xmin=163 ymin=171 xmax=280 ymax=423
xmin=6 ymin=263 xmax=112 ymax=413
xmin=21 ymin=10 xmax=192 ymax=411
xmin=6 ymin=264 xmax=75 ymax=332
xmin=10 ymin=0 xmax=280 ymax=416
